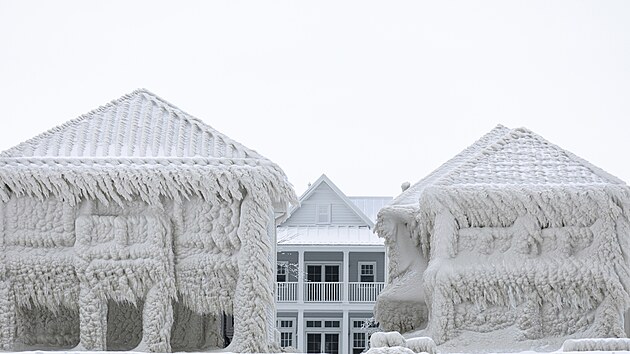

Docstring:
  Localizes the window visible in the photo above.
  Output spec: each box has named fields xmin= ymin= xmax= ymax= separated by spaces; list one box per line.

xmin=353 ymin=332 xmax=366 ymax=354
xmin=306 ymin=320 xmax=322 ymax=328
xmin=307 ymin=265 xmax=340 ymax=282
xmin=277 ymin=262 xmax=288 ymax=282
xmin=324 ymin=320 xmax=340 ymax=328
xmin=276 ymin=318 xmax=295 ymax=348
xmin=359 ymin=262 xmax=375 ymax=283
xmin=280 ymin=332 xmax=293 ymax=347
xmin=316 ymin=204 xmax=331 ymax=224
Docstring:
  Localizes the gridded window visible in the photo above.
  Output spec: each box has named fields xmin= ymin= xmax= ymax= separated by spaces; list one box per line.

xmin=277 ymin=262 xmax=288 ymax=282
xmin=280 ymin=320 xmax=293 ymax=328
xmin=280 ymin=332 xmax=293 ymax=347
xmin=353 ymin=332 xmax=367 ymax=354
xmin=359 ymin=262 xmax=375 ymax=283
xmin=324 ymin=320 xmax=340 ymax=328
xmin=353 ymin=320 xmax=364 ymax=328
xmin=316 ymin=204 xmax=331 ymax=224
xmin=306 ymin=320 xmax=322 ymax=328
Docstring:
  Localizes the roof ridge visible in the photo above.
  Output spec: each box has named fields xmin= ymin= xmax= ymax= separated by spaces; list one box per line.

xmin=1 ymin=89 xmax=264 ymax=160
xmin=434 ymin=127 xmax=625 ymax=186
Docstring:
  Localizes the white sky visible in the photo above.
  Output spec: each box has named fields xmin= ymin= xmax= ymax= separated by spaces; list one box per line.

xmin=1 ymin=1 xmax=629 ymax=197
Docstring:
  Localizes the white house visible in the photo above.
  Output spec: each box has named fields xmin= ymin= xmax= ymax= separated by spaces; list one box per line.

xmin=276 ymin=175 xmax=391 ymax=354
xmin=0 ymin=89 xmax=296 ymax=353
xmin=374 ymin=125 xmax=630 ymax=351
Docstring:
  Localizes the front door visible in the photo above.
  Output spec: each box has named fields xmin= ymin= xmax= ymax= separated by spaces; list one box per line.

xmin=306 ymin=332 xmax=339 ymax=354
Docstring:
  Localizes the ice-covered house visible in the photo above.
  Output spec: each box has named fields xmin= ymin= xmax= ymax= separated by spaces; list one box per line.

xmin=0 ymin=89 xmax=297 ymax=353
xmin=374 ymin=125 xmax=630 ymax=349
xmin=276 ymin=175 xmax=391 ymax=354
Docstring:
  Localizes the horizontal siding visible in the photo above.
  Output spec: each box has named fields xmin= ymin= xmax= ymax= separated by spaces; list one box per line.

xmin=283 ymin=182 xmax=367 ymax=226
xmin=349 ymin=252 xmax=385 ymax=282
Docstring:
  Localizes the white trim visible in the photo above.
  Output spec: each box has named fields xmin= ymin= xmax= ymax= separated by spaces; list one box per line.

xmin=304 ymin=262 xmax=343 ymax=282
xmin=276 ymin=317 xmax=296 ymax=348
xmin=277 ymin=261 xmax=289 ymax=283
xmin=286 ymin=174 xmax=375 ymax=228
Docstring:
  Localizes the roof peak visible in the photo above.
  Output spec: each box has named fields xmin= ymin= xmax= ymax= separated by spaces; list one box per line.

xmin=388 ymin=125 xmax=625 ymax=207
xmin=1 ymin=89 xmax=264 ymax=160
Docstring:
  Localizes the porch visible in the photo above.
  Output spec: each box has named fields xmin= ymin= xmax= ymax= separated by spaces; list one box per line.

xmin=276 ymin=282 xmax=385 ymax=302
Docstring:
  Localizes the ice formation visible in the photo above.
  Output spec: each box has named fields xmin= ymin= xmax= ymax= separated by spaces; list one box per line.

xmin=368 ymin=331 xmax=436 ymax=354
xmin=561 ymin=337 xmax=630 ymax=351
xmin=0 ymin=89 xmax=297 ymax=352
xmin=374 ymin=125 xmax=630 ymax=351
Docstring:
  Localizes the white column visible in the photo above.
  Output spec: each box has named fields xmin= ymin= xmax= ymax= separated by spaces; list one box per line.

xmin=343 ymin=250 xmax=349 ymax=303
xmin=384 ymin=247 xmax=389 ymax=284
xmin=298 ymin=250 xmax=304 ymax=304
xmin=297 ymin=309 xmax=304 ymax=352
xmin=342 ymin=310 xmax=349 ymax=354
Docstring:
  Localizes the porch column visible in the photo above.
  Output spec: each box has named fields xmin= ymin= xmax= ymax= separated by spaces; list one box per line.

xmin=298 ymin=250 xmax=304 ymax=304
xmin=297 ymin=309 xmax=304 ymax=352
xmin=343 ymin=250 xmax=349 ymax=303
xmin=342 ymin=310 xmax=349 ymax=354
xmin=384 ymin=248 xmax=389 ymax=284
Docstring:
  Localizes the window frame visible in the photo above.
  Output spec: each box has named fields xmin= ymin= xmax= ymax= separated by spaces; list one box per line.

xmin=358 ymin=261 xmax=376 ymax=283
xmin=315 ymin=203 xmax=332 ymax=224
xmin=277 ymin=261 xmax=288 ymax=283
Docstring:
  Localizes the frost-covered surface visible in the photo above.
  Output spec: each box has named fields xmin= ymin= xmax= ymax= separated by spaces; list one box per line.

xmin=561 ymin=338 xmax=630 ymax=351
xmin=374 ymin=125 xmax=630 ymax=352
xmin=0 ymin=90 xmax=297 ymax=352
xmin=368 ymin=331 xmax=436 ymax=354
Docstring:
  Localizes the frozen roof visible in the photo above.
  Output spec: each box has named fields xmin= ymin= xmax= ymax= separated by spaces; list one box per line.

xmin=277 ymin=226 xmax=384 ymax=246
xmin=388 ymin=125 xmax=625 ymax=207
xmin=0 ymin=89 xmax=297 ymax=207
xmin=1 ymin=89 xmax=263 ymax=160
xmin=349 ymin=196 xmax=392 ymax=223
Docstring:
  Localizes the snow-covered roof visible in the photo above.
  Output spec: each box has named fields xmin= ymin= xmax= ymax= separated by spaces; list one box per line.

xmin=349 ymin=196 xmax=392 ymax=223
xmin=376 ymin=125 xmax=630 ymax=255
xmin=385 ymin=125 xmax=626 ymax=209
xmin=277 ymin=226 xmax=384 ymax=246
xmin=1 ymin=89 xmax=262 ymax=160
xmin=0 ymin=89 xmax=297 ymax=207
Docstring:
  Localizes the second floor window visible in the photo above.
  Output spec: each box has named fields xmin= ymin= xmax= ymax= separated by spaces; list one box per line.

xmin=359 ymin=262 xmax=375 ymax=283
xmin=277 ymin=262 xmax=288 ymax=282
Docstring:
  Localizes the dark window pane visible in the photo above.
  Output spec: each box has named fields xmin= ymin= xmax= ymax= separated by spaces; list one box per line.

xmin=307 ymin=333 xmax=321 ymax=353
xmin=324 ymin=333 xmax=339 ymax=354
xmin=307 ymin=265 xmax=322 ymax=282
xmin=325 ymin=265 xmax=339 ymax=282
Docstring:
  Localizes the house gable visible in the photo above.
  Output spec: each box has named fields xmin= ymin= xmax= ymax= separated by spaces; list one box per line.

xmin=282 ymin=175 xmax=373 ymax=227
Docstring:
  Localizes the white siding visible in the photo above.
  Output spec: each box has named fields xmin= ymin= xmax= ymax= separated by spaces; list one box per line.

xmin=284 ymin=183 xmax=366 ymax=227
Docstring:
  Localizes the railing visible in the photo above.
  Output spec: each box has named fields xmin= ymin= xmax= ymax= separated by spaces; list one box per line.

xmin=305 ymin=282 xmax=341 ymax=302
xmin=277 ymin=282 xmax=298 ymax=302
xmin=276 ymin=281 xmax=385 ymax=302
xmin=348 ymin=282 xmax=385 ymax=302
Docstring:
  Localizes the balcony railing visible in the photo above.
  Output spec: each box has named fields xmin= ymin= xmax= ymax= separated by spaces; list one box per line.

xmin=276 ymin=282 xmax=385 ymax=303
xmin=305 ymin=282 xmax=341 ymax=302
xmin=277 ymin=282 xmax=298 ymax=302
xmin=348 ymin=282 xmax=385 ymax=302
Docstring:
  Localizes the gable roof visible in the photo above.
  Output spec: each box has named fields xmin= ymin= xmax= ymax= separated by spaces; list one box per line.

xmin=387 ymin=125 xmax=625 ymax=207
xmin=0 ymin=89 xmax=297 ymax=207
xmin=284 ymin=174 xmax=375 ymax=228
xmin=1 ymin=89 xmax=263 ymax=160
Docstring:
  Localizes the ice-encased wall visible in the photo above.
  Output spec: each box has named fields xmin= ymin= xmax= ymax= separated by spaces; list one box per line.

xmin=376 ymin=187 xmax=630 ymax=347
xmin=0 ymin=192 xmax=277 ymax=352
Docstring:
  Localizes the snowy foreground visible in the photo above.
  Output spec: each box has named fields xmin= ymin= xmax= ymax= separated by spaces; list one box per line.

xmin=2 ymin=351 xmax=627 ymax=354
